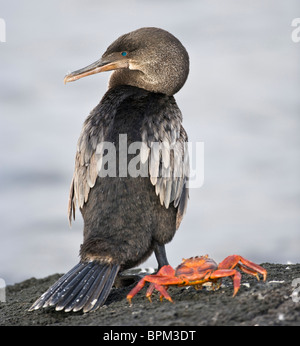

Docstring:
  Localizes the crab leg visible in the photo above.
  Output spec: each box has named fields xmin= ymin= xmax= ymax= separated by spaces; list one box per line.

xmin=209 ymin=269 xmax=242 ymax=296
xmin=146 ymin=283 xmax=173 ymax=302
xmin=218 ymin=255 xmax=267 ymax=281
xmin=237 ymin=263 xmax=260 ymax=280
xmin=127 ymin=277 xmax=148 ymax=304
xmin=127 ymin=265 xmax=182 ymax=303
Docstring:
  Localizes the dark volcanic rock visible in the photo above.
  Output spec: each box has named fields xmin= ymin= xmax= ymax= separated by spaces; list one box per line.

xmin=0 ymin=263 xmax=300 ymax=326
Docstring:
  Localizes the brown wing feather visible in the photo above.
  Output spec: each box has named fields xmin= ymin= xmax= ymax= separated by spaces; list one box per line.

xmin=68 ymin=96 xmax=189 ymax=229
xmin=68 ymin=118 xmax=104 ymax=224
xmin=142 ymin=122 xmax=189 ymax=229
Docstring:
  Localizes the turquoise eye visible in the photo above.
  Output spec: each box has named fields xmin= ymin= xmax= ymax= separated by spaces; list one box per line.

xmin=121 ymin=51 xmax=127 ymax=56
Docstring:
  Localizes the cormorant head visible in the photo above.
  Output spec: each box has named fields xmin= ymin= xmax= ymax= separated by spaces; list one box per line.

xmin=64 ymin=27 xmax=189 ymax=96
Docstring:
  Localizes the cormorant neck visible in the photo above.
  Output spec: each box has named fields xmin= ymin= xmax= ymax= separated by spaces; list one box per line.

xmin=108 ymin=68 xmax=186 ymax=96
xmin=108 ymin=69 xmax=152 ymax=94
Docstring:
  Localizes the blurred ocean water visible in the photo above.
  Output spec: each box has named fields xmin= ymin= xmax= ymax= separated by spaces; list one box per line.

xmin=0 ymin=0 xmax=299 ymax=284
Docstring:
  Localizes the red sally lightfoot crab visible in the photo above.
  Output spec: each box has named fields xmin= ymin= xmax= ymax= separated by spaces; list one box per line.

xmin=127 ymin=254 xmax=267 ymax=303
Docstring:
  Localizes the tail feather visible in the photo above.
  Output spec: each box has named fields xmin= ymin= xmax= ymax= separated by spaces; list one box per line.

xmin=87 ymin=264 xmax=119 ymax=312
xmin=29 ymin=261 xmax=120 ymax=313
xmin=28 ymin=262 xmax=85 ymax=310
xmin=64 ymin=265 xmax=108 ymax=312
xmin=47 ymin=262 xmax=95 ymax=308
xmin=55 ymin=262 xmax=103 ymax=311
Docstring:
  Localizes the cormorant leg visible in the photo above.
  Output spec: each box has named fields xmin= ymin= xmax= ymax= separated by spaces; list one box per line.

xmin=154 ymin=244 xmax=169 ymax=270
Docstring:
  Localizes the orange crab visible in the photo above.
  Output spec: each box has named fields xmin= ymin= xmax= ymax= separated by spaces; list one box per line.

xmin=127 ymin=254 xmax=267 ymax=303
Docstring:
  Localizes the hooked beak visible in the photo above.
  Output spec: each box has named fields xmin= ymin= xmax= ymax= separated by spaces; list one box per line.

xmin=64 ymin=57 xmax=129 ymax=84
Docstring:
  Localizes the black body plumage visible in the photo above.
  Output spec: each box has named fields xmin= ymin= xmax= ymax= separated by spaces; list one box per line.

xmin=29 ymin=27 xmax=189 ymax=313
